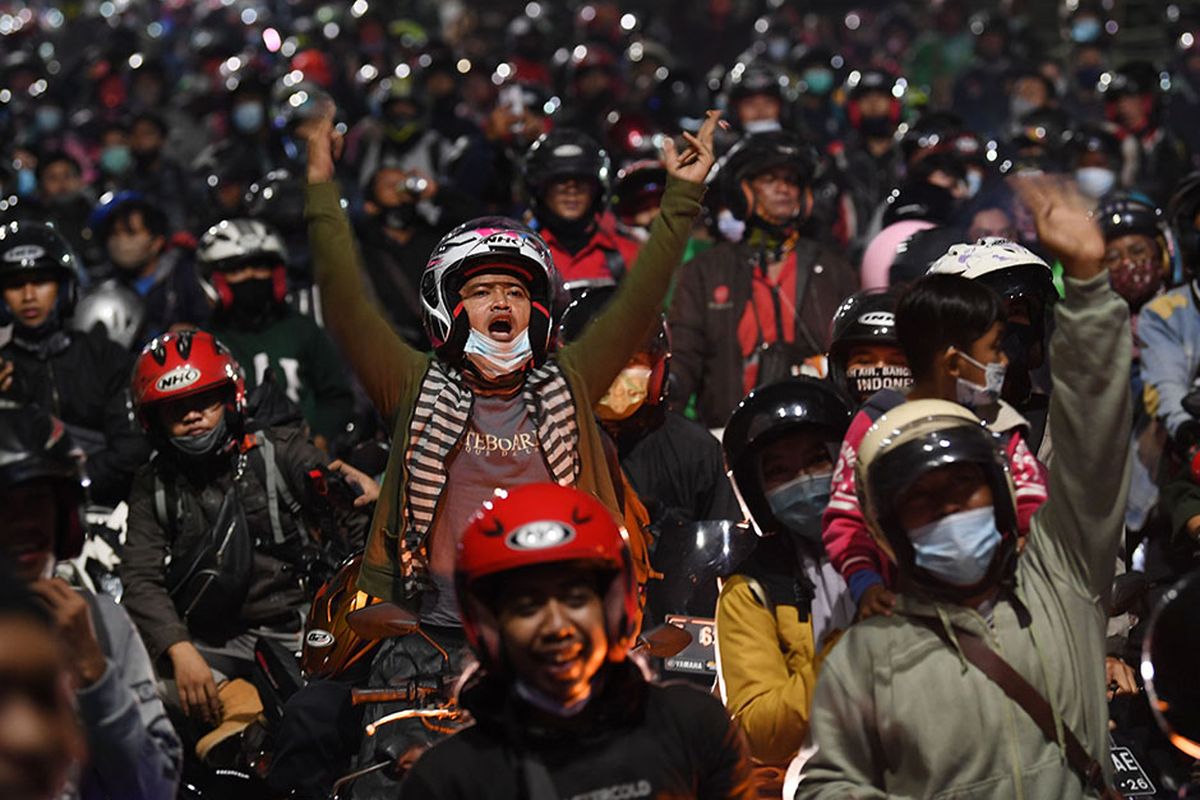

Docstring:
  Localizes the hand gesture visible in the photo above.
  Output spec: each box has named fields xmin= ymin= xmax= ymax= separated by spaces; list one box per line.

xmin=857 ymin=584 xmax=897 ymax=621
xmin=30 ymin=579 xmax=108 ymax=688
xmin=662 ymin=110 xmax=724 ymax=185
xmin=328 ymin=459 xmax=380 ymax=507
xmin=297 ymin=99 xmax=342 ymax=185
xmin=1105 ymin=656 xmax=1139 ymax=701
xmin=1010 ymin=173 xmax=1105 ymax=281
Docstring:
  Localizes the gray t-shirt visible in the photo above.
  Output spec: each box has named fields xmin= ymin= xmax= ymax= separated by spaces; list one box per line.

xmin=421 ymin=393 xmax=553 ymax=626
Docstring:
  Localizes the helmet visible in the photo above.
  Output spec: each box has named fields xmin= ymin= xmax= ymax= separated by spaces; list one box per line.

xmin=900 ymin=111 xmax=965 ymax=166
xmin=70 ymin=281 xmax=146 ymax=351
xmin=0 ymin=400 xmax=85 ymax=559
xmin=1099 ymin=61 xmax=1165 ymax=101
xmin=455 ymin=483 xmax=639 ymax=669
xmin=558 ymin=284 xmax=670 ymax=423
xmin=612 ymin=159 xmax=667 ymax=227
xmin=844 ymin=68 xmax=904 ymax=131
xmin=888 ymin=226 xmax=968 ymax=287
xmin=244 ymin=170 xmax=307 ymax=235
xmin=0 ymin=220 xmax=83 ymax=325
xmin=719 ymin=130 xmax=818 ymax=221
xmin=827 ymin=289 xmax=906 ymax=401
xmin=1169 ymin=171 xmax=1200 ymax=273
xmin=197 ymin=218 xmax=289 ymax=309
xmin=1096 ymin=191 xmax=1179 ymax=285
xmin=926 ymin=236 xmax=1057 ymax=326
xmin=855 ymin=400 xmax=1018 ymax=600
xmin=1009 ymin=108 xmax=1072 ymax=164
xmin=723 ymin=377 xmax=852 ymax=538
xmin=523 ymin=129 xmax=612 ymax=220
xmin=420 ymin=217 xmax=561 ymax=364
xmin=724 ymin=61 xmax=788 ymax=106
xmin=301 ymin=553 xmax=383 ymax=680
xmin=130 ymin=330 xmax=246 ymax=434
xmin=1067 ymin=122 xmax=1123 ymax=168
xmin=880 ymin=182 xmax=959 ymax=228
xmin=604 ymin=111 xmax=665 ymax=165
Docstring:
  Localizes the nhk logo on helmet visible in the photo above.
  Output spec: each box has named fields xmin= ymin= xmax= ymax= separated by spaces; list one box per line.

xmin=858 ymin=311 xmax=895 ymax=327
xmin=506 ymin=521 xmax=576 ymax=551
xmin=155 ymin=366 xmax=202 ymax=393
xmin=3 ymin=244 xmax=47 ymax=263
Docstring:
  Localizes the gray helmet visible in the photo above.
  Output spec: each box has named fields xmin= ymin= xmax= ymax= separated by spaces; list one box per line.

xmin=70 ymin=281 xmax=146 ymax=351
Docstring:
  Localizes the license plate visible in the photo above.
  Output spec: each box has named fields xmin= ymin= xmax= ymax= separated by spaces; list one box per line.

xmin=1110 ymin=746 xmax=1156 ymax=796
xmin=663 ymin=615 xmax=717 ymax=675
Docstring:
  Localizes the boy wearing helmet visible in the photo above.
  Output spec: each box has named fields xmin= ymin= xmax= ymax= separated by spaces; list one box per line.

xmin=825 ymin=288 xmax=912 ymax=407
xmin=118 ymin=331 xmax=375 ymax=751
xmin=0 ymin=400 xmax=181 ymax=799
xmin=399 ymin=483 xmax=755 ymax=798
xmin=795 ymin=178 xmax=1128 ymax=798
xmin=714 ymin=378 xmax=857 ymax=782
xmin=197 ymin=217 xmax=355 ymax=450
xmin=0 ymin=220 xmax=150 ymax=506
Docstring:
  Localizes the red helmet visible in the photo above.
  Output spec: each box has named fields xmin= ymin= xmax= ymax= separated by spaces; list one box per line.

xmin=455 ymin=483 xmax=639 ymax=670
xmin=130 ymin=330 xmax=246 ymax=432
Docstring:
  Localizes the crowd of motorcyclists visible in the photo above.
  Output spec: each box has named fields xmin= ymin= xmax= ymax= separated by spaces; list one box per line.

xmin=4 ymin=0 xmax=1200 ymax=798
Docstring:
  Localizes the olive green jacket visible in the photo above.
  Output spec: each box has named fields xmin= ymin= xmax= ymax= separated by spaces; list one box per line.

xmin=795 ymin=272 xmax=1131 ymax=800
xmin=306 ymin=177 xmax=705 ymax=604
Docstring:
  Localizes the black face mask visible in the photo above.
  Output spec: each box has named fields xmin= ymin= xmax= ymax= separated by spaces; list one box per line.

xmin=225 ymin=277 xmax=277 ymax=328
xmin=381 ymin=203 xmax=418 ymax=231
xmin=858 ymin=115 xmax=896 ymax=140
xmin=1000 ymin=322 xmax=1037 ymax=406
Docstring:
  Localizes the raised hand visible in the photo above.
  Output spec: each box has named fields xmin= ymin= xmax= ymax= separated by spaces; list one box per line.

xmin=297 ymin=97 xmax=342 ymax=185
xmin=662 ymin=110 xmax=724 ymax=185
xmin=1010 ymin=173 xmax=1105 ymax=281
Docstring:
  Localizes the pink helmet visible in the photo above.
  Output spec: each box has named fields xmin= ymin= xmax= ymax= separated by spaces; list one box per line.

xmin=860 ymin=220 xmax=936 ymax=290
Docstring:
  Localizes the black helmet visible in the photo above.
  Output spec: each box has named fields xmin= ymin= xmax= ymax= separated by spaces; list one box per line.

xmin=1067 ymin=122 xmax=1123 ymax=167
xmin=523 ymin=128 xmax=612 ymax=220
xmin=827 ymin=289 xmax=909 ymax=404
xmin=1097 ymin=191 xmax=1169 ymax=242
xmin=719 ymin=130 xmax=818 ymax=222
xmin=244 ymin=169 xmax=308 ymax=235
xmin=0 ymin=399 xmax=85 ymax=559
xmin=558 ymin=284 xmax=670 ymax=428
xmin=900 ymin=111 xmax=964 ymax=166
xmin=881 ymin=181 xmax=958 ymax=228
xmin=723 ymin=377 xmax=852 ymax=537
xmin=1169 ymin=171 xmax=1200 ymax=273
xmin=1099 ymin=61 xmax=1165 ymax=100
xmin=844 ymin=68 xmax=904 ymax=132
xmin=856 ymin=400 xmax=1018 ymax=602
xmin=1009 ymin=108 xmax=1072 ymax=164
xmin=724 ymin=61 xmax=788 ymax=105
xmin=889 ymin=226 xmax=967 ymax=287
xmin=0 ymin=220 xmax=83 ymax=325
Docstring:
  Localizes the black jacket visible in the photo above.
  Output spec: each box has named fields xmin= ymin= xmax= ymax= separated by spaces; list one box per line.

xmin=400 ymin=660 xmax=756 ymax=799
xmin=120 ymin=424 xmax=367 ymax=661
xmin=669 ymin=238 xmax=858 ymax=428
xmin=1 ymin=326 xmax=148 ymax=505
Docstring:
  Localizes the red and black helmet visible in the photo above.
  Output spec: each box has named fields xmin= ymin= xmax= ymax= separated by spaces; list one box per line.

xmin=455 ymin=483 xmax=639 ymax=670
xmin=130 ymin=330 xmax=246 ymax=432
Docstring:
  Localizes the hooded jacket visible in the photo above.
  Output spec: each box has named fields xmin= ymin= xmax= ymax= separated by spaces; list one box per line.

xmin=306 ymin=176 xmax=705 ymax=607
xmin=398 ymin=660 xmax=756 ymax=799
xmin=794 ymin=271 xmax=1131 ymax=799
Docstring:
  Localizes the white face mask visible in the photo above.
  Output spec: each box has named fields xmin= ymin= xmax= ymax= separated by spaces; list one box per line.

xmin=717 ymin=208 xmax=746 ymax=243
xmin=1074 ymin=166 xmax=1117 ymax=199
xmin=743 ymin=118 xmax=783 ymax=134
xmin=954 ymin=350 xmax=1006 ymax=408
xmin=463 ymin=328 xmax=533 ymax=380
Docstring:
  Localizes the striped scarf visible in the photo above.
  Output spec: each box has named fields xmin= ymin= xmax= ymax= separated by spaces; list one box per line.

xmin=403 ymin=358 xmax=580 ymax=565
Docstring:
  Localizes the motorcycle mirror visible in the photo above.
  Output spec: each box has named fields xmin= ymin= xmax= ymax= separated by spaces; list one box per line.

xmin=1141 ymin=569 xmax=1200 ymax=759
xmin=346 ymin=601 xmax=420 ymax=639
xmin=633 ymin=623 xmax=693 ymax=659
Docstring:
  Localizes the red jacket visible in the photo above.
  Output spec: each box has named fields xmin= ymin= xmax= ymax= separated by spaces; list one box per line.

xmin=540 ymin=216 xmax=642 ymax=284
xmin=821 ymin=391 xmax=1049 ymax=605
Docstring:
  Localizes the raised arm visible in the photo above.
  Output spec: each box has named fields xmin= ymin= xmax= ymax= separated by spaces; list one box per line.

xmin=1012 ymin=175 xmax=1131 ymax=599
xmin=562 ymin=112 xmax=720 ymax=404
xmin=302 ymin=108 xmax=428 ymax=424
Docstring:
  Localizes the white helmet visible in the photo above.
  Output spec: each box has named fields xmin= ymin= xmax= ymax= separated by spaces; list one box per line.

xmin=926 ymin=236 xmax=1051 ymax=281
xmin=420 ymin=216 xmax=561 ymax=363
xmin=196 ymin=218 xmax=288 ymax=307
xmin=71 ymin=280 xmax=146 ymax=351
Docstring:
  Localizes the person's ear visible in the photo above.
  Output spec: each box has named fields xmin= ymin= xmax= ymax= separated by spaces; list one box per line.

xmin=741 ymin=179 xmax=755 ymax=214
xmin=943 ymin=347 xmax=964 ymax=379
xmin=150 ymin=235 xmax=167 ymax=256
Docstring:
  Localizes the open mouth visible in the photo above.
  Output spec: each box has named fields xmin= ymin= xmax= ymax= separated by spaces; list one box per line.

xmin=488 ymin=318 xmax=513 ymax=336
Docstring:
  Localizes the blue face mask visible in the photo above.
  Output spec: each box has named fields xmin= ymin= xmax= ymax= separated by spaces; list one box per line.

xmin=908 ymin=505 xmax=1001 ymax=586
xmin=100 ymin=145 xmax=133 ymax=176
xmin=1071 ymin=17 xmax=1103 ymax=44
xmin=766 ymin=470 xmax=832 ymax=541
xmin=232 ymin=101 xmax=265 ymax=134
xmin=802 ymin=68 xmax=835 ymax=96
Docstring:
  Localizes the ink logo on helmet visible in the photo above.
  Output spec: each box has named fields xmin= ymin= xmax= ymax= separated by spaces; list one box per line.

xmin=155 ymin=366 xmax=201 ymax=393
xmin=506 ymin=521 xmax=576 ymax=551
xmin=3 ymin=244 xmax=46 ymax=264
xmin=305 ymin=629 xmax=335 ymax=649
xmin=858 ymin=311 xmax=895 ymax=327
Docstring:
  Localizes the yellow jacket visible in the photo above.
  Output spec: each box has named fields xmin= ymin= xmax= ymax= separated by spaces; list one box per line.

xmin=715 ymin=573 xmax=827 ymax=765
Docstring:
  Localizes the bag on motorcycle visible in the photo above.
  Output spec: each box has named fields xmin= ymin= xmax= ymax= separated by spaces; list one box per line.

xmin=165 ymin=486 xmax=255 ymax=630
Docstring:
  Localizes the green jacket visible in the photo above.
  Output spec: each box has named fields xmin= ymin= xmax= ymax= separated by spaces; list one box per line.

xmin=796 ymin=272 xmax=1131 ymax=800
xmin=306 ymin=177 xmax=706 ymax=605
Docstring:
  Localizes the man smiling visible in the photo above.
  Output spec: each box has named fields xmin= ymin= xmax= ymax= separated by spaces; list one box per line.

xmin=398 ymin=483 xmax=755 ymax=798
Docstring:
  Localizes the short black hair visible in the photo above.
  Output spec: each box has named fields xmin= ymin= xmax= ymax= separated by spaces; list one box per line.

xmin=130 ymin=111 xmax=168 ymax=138
xmin=98 ymin=197 xmax=170 ymax=242
xmin=895 ymin=273 xmax=1006 ymax=381
xmin=35 ymin=150 xmax=81 ymax=184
